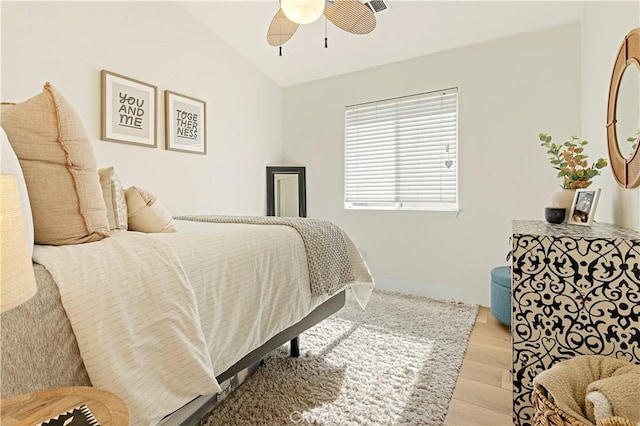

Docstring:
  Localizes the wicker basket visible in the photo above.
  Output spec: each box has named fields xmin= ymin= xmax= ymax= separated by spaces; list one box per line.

xmin=533 ymin=385 xmax=635 ymax=426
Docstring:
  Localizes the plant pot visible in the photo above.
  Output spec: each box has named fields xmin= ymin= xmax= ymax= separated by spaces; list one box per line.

xmin=550 ymin=189 xmax=576 ymax=222
xmin=545 ymin=207 xmax=566 ymax=224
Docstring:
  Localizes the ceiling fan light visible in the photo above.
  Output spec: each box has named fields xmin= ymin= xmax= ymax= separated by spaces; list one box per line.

xmin=281 ymin=0 xmax=325 ymax=25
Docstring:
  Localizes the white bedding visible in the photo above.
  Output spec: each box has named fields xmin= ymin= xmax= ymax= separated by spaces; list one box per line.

xmin=32 ymin=220 xmax=373 ymax=425
xmin=33 ymin=231 xmax=220 ymax=425
xmin=154 ymin=220 xmax=327 ymax=376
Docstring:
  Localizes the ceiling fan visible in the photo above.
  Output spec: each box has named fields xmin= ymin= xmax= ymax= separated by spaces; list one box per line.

xmin=267 ymin=0 xmax=377 ymax=50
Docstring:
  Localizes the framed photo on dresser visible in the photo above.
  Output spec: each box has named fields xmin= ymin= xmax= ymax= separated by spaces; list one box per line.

xmin=567 ymin=188 xmax=601 ymax=226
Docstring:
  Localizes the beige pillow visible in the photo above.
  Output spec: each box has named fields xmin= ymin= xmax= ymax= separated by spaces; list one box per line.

xmin=1 ymin=83 xmax=109 ymax=245
xmin=125 ymin=186 xmax=176 ymax=233
xmin=1 ymin=103 xmax=16 ymax=113
xmin=98 ymin=167 xmax=128 ymax=230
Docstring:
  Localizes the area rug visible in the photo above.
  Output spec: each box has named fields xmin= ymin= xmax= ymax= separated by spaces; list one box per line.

xmin=200 ymin=289 xmax=478 ymax=425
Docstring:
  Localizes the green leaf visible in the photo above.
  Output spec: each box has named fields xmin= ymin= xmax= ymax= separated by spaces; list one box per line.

xmin=596 ymin=158 xmax=608 ymax=168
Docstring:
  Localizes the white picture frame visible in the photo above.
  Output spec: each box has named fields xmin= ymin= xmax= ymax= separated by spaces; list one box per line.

xmin=164 ymin=90 xmax=207 ymax=155
xmin=101 ymin=70 xmax=157 ymax=147
xmin=568 ymin=188 xmax=601 ymax=226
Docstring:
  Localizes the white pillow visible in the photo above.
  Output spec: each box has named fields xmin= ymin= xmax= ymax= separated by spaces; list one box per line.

xmin=0 ymin=126 xmax=34 ymax=257
xmin=98 ymin=167 xmax=128 ymax=230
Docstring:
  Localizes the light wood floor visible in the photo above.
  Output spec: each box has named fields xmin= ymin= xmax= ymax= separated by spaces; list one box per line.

xmin=444 ymin=306 xmax=513 ymax=425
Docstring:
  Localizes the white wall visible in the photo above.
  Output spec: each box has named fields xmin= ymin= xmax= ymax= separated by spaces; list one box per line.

xmin=7 ymin=2 xmax=629 ymax=306
xmin=1 ymin=2 xmax=283 ymax=216
xmin=283 ymin=24 xmax=582 ymax=305
xmin=581 ymin=1 xmax=640 ymax=231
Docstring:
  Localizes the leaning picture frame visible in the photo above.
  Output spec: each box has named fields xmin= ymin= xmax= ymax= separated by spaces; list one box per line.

xmin=567 ymin=188 xmax=601 ymax=226
xmin=164 ymin=90 xmax=207 ymax=155
xmin=101 ymin=70 xmax=157 ymax=147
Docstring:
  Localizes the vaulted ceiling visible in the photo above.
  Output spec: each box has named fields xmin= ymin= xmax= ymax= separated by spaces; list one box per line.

xmin=181 ymin=1 xmax=584 ymax=87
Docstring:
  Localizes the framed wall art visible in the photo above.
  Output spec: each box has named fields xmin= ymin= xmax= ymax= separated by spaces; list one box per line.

xmin=164 ymin=90 xmax=207 ymax=155
xmin=568 ymin=188 xmax=601 ymax=226
xmin=101 ymin=70 xmax=157 ymax=147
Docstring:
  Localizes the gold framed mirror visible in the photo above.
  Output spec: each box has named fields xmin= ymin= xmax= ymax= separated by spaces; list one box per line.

xmin=606 ymin=28 xmax=640 ymax=188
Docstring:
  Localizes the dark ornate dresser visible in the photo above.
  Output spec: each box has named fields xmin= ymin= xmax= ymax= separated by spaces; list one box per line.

xmin=511 ymin=220 xmax=640 ymax=426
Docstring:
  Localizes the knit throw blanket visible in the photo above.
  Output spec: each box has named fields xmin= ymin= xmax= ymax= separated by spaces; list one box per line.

xmin=534 ymin=355 xmax=640 ymax=425
xmin=174 ymin=215 xmax=355 ymax=296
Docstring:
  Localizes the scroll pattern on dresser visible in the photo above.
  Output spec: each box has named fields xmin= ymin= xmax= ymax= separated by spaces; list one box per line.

xmin=511 ymin=225 xmax=640 ymax=426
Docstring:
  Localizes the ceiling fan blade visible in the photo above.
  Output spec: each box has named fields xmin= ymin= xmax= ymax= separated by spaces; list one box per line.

xmin=324 ymin=0 xmax=376 ymax=35
xmin=267 ymin=8 xmax=300 ymax=46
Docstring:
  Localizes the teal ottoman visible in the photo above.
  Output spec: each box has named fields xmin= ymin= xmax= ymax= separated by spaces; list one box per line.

xmin=490 ymin=266 xmax=511 ymax=326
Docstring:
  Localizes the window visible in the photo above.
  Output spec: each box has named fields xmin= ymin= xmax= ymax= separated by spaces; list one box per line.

xmin=344 ymin=88 xmax=458 ymax=211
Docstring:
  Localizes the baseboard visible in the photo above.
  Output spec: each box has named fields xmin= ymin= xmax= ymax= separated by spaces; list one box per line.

xmin=373 ymin=276 xmax=488 ymax=306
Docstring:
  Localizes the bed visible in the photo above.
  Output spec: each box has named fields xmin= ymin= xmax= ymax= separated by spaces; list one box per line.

xmin=0 ymin=83 xmax=374 ymax=425
xmin=1 ymin=218 xmax=373 ymax=425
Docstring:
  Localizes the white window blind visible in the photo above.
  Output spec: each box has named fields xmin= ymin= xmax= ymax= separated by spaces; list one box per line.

xmin=344 ymin=88 xmax=458 ymax=211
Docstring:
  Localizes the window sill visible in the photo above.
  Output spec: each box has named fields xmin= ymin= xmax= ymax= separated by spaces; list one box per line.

xmin=344 ymin=207 xmax=461 ymax=218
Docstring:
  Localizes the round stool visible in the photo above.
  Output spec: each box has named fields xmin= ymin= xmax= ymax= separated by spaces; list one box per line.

xmin=490 ymin=266 xmax=511 ymax=326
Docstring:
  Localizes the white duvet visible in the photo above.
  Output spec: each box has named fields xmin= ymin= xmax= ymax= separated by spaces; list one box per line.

xmin=32 ymin=220 xmax=373 ymax=425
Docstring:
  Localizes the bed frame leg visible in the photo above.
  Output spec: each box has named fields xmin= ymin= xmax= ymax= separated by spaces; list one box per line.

xmin=290 ymin=336 xmax=300 ymax=358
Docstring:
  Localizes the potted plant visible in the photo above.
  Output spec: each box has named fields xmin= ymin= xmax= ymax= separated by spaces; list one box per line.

xmin=538 ymin=133 xmax=608 ymax=209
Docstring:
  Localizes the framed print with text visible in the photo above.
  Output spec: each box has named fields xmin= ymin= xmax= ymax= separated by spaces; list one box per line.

xmin=164 ymin=90 xmax=207 ymax=155
xmin=101 ymin=70 xmax=157 ymax=147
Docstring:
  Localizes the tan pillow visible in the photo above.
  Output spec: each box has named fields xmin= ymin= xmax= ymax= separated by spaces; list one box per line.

xmin=0 ymin=83 xmax=109 ymax=245
xmin=125 ymin=186 xmax=176 ymax=233
xmin=1 ymin=103 xmax=16 ymax=114
xmin=98 ymin=167 xmax=128 ymax=230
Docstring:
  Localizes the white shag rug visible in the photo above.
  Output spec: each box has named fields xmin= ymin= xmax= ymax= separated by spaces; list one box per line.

xmin=200 ymin=289 xmax=478 ymax=426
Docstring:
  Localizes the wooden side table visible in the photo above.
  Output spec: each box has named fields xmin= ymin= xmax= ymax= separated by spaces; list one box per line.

xmin=0 ymin=386 xmax=129 ymax=425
